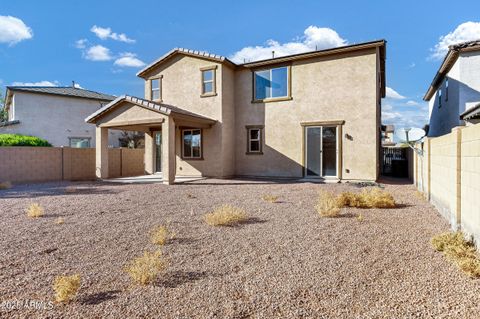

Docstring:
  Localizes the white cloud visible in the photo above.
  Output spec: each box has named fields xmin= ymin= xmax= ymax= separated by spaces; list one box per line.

xmin=430 ymin=21 xmax=480 ymax=60
xmin=0 ymin=15 xmax=33 ymax=45
xmin=75 ymin=38 xmax=87 ymax=49
xmin=406 ymin=100 xmax=419 ymax=106
xmin=229 ymin=25 xmax=348 ymax=63
xmin=11 ymin=80 xmax=59 ymax=87
xmin=90 ymin=25 xmax=135 ymax=43
xmin=408 ymin=62 xmax=416 ymax=68
xmin=84 ymin=45 xmax=112 ymax=61
xmin=385 ymin=87 xmax=406 ymax=99
xmin=114 ymin=52 xmax=145 ymax=67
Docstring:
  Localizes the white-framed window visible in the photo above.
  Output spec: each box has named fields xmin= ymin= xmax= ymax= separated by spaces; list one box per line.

xmin=151 ymin=78 xmax=161 ymax=101
xmin=69 ymin=137 xmax=91 ymax=148
xmin=438 ymin=89 xmax=442 ymax=108
xmin=246 ymin=126 xmax=263 ymax=154
xmin=182 ymin=129 xmax=202 ymax=159
xmin=254 ymin=66 xmax=290 ymax=101
xmin=201 ymin=67 xmax=216 ymax=96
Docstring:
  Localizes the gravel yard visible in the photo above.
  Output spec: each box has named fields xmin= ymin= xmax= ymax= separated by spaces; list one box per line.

xmin=1 ymin=179 xmax=479 ymax=318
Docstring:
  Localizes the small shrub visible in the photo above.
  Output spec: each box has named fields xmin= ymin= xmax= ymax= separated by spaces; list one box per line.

xmin=204 ymin=205 xmax=248 ymax=226
xmin=262 ymin=194 xmax=279 ymax=203
xmin=53 ymin=274 xmax=81 ymax=303
xmin=150 ymin=225 xmax=175 ymax=246
xmin=125 ymin=250 xmax=167 ymax=285
xmin=431 ymin=232 xmax=480 ymax=278
xmin=315 ymin=191 xmax=341 ymax=217
xmin=55 ymin=217 xmax=65 ymax=225
xmin=0 ymin=134 xmax=52 ymax=147
xmin=26 ymin=203 xmax=44 ymax=218
xmin=0 ymin=181 xmax=12 ymax=190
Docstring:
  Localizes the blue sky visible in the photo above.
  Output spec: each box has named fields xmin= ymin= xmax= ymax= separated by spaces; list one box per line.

xmin=1 ymin=0 xmax=480 ymax=129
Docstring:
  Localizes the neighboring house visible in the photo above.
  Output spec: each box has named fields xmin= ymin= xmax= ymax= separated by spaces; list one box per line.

xmin=86 ymin=40 xmax=386 ymax=184
xmin=381 ymin=124 xmax=395 ymax=147
xmin=424 ymin=40 xmax=480 ymax=137
xmin=1 ymin=86 xmax=122 ymax=147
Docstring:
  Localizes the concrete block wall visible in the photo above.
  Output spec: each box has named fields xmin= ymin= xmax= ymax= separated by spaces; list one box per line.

xmin=414 ymin=124 xmax=480 ymax=245
xmin=0 ymin=147 xmax=144 ymax=183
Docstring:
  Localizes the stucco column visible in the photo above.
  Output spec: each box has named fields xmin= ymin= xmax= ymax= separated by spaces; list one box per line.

xmin=144 ymin=131 xmax=155 ymax=174
xmin=95 ymin=127 xmax=109 ymax=179
xmin=162 ymin=116 xmax=176 ymax=185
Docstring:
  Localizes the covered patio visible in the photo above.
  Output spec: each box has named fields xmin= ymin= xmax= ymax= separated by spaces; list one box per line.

xmin=85 ymin=95 xmax=216 ymax=185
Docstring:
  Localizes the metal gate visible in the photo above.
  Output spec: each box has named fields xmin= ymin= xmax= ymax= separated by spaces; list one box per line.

xmin=381 ymin=147 xmax=408 ymax=176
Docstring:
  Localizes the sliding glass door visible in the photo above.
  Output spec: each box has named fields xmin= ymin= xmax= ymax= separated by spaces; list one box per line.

xmin=305 ymin=126 xmax=338 ymax=178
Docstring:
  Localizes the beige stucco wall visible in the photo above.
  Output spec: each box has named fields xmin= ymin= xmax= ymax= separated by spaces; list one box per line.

xmin=142 ymin=55 xmax=234 ymax=177
xmin=0 ymin=147 xmax=144 ymax=183
xmin=234 ymin=49 xmax=379 ymax=180
xmin=1 ymin=91 xmax=122 ymax=147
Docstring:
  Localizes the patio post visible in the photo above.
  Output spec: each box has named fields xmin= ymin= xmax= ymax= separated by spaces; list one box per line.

xmin=162 ymin=116 xmax=176 ymax=185
xmin=95 ymin=126 xmax=109 ymax=179
xmin=144 ymin=131 xmax=155 ymax=174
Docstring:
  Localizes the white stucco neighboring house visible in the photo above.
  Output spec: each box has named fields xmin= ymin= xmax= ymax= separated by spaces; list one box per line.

xmin=1 ymin=86 xmax=122 ymax=147
xmin=424 ymin=40 xmax=480 ymax=137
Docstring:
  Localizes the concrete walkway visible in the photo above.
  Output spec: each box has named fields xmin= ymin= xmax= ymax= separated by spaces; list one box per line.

xmin=103 ymin=174 xmax=206 ymax=184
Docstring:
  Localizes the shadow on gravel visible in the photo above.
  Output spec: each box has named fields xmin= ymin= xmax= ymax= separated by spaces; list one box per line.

xmin=156 ymin=271 xmax=209 ymax=288
xmin=80 ymin=290 xmax=121 ymax=305
xmin=0 ymin=186 xmax=120 ymax=199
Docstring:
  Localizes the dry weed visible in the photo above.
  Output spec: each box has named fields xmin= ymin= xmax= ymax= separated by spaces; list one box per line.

xmin=431 ymin=232 xmax=480 ymax=278
xmin=125 ymin=250 xmax=167 ymax=285
xmin=262 ymin=194 xmax=279 ymax=203
xmin=55 ymin=217 xmax=65 ymax=225
xmin=315 ymin=191 xmax=341 ymax=217
xmin=53 ymin=274 xmax=81 ymax=303
xmin=150 ymin=225 xmax=175 ymax=245
xmin=337 ymin=188 xmax=395 ymax=208
xmin=26 ymin=203 xmax=44 ymax=218
xmin=204 ymin=205 xmax=248 ymax=226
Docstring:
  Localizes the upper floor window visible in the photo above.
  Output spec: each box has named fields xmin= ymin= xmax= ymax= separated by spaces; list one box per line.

xmin=182 ymin=129 xmax=202 ymax=159
xmin=254 ymin=66 xmax=290 ymax=102
xmin=438 ymin=89 xmax=442 ymax=108
xmin=200 ymin=66 xmax=217 ymax=97
xmin=445 ymin=78 xmax=449 ymax=101
xmin=69 ymin=137 xmax=91 ymax=148
xmin=151 ymin=78 xmax=161 ymax=101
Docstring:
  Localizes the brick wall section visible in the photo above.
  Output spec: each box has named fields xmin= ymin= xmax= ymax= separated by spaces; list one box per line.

xmin=0 ymin=147 xmax=144 ymax=183
xmin=414 ymin=124 xmax=480 ymax=247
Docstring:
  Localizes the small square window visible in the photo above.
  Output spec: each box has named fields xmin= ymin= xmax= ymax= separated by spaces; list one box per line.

xmin=246 ymin=127 xmax=263 ymax=154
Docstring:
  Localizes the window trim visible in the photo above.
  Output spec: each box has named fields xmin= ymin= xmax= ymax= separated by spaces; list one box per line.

xmin=438 ymin=89 xmax=442 ymax=108
xmin=200 ymin=65 xmax=217 ymax=97
xmin=245 ymin=125 xmax=264 ymax=155
xmin=181 ymin=128 xmax=203 ymax=160
xmin=150 ymin=76 xmax=163 ymax=102
xmin=68 ymin=137 xmax=91 ymax=148
xmin=252 ymin=65 xmax=292 ymax=103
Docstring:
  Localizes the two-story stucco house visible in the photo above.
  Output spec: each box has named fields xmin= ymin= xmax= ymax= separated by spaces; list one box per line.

xmin=424 ymin=40 xmax=480 ymax=137
xmin=86 ymin=40 xmax=386 ymax=184
xmin=1 ymin=86 xmax=122 ymax=147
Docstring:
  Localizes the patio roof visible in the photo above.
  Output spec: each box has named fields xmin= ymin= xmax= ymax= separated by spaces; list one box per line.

xmin=85 ymin=95 xmax=216 ymax=125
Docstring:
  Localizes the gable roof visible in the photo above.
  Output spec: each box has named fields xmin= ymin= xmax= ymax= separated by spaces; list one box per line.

xmin=6 ymin=86 xmax=116 ymax=102
xmin=137 ymin=41 xmax=387 ymax=97
xmin=424 ymin=40 xmax=480 ymax=101
xmin=85 ymin=95 xmax=216 ymax=124
xmin=137 ymin=48 xmax=236 ymax=78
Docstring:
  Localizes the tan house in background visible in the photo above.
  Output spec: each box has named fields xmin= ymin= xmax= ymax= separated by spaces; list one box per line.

xmin=86 ymin=40 xmax=386 ymax=184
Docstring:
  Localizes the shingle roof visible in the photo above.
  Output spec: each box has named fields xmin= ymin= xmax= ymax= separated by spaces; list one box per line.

xmin=85 ymin=95 xmax=216 ymax=124
xmin=7 ymin=86 xmax=116 ymax=101
xmin=460 ymin=103 xmax=480 ymax=120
